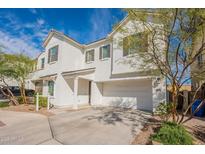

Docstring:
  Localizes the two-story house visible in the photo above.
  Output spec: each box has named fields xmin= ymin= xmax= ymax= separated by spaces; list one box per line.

xmin=28 ymin=16 xmax=166 ymax=112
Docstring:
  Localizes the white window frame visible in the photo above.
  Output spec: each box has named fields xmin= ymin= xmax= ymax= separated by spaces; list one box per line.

xmin=123 ymin=33 xmax=148 ymax=57
xmin=41 ymin=58 xmax=45 ymax=69
xmin=99 ymin=44 xmax=111 ymax=60
xmin=85 ymin=49 xmax=95 ymax=63
xmin=48 ymin=80 xmax=55 ymax=96
xmin=197 ymin=54 xmax=203 ymax=66
xmin=48 ymin=45 xmax=58 ymax=64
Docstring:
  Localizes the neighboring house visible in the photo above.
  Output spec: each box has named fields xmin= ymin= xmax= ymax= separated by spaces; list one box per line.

xmin=0 ymin=78 xmax=18 ymax=99
xmin=0 ymin=78 xmax=18 ymax=87
xmin=191 ymin=31 xmax=205 ymax=99
xmin=28 ymin=17 xmax=166 ymax=112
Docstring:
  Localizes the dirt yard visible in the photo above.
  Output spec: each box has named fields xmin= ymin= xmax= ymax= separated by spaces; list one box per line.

xmin=131 ymin=116 xmax=205 ymax=145
xmin=0 ymin=104 xmax=54 ymax=117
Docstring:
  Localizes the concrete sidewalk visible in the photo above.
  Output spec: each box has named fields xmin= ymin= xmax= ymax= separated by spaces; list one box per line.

xmin=0 ymin=110 xmax=54 ymax=144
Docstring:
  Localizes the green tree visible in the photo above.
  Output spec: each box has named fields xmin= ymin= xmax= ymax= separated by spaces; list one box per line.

xmin=0 ymin=52 xmax=34 ymax=104
xmin=118 ymin=9 xmax=205 ymax=123
xmin=0 ymin=53 xmax=19 ymax=105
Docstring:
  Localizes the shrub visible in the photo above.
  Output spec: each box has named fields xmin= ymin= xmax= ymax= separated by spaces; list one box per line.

xmin=17 ymin=96 xmax=24 ymax=104
xmin=0 ymin=101 xmax=9 ymax=108
xmin=34 ymin=96 xmax=47 ymax=108
xmin=155 ymin=102 xmax=173 ymax=121
xmin=151 ymin=122 xmax=193 ymax=145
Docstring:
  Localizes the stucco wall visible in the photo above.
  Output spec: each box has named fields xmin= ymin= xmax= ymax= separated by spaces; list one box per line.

xmin=152 ymin=77 xmax=166 ymax=111
xmin=28 ymin=19 xmax=166 ymax=110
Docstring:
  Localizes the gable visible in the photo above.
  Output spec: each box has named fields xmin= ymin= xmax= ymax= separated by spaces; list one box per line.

xmin=43 ymin=30 xmax=82 ymax=50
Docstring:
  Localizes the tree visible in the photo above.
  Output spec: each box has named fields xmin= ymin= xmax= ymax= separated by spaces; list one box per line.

xmin=118 ymin=9 xmax=205 ymax=123
xmin=0 ymin=53 xmax=19 ymax=105
xmin=0 ymin=52 xmax=34 ymax=104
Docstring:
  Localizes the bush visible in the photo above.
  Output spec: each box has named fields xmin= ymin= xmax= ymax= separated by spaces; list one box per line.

xmin=0 ymin=101 xmax=9 ymax=108
xmin=17 ymin=96 xmax=24 ymax=104
xmin=34 ymin=96 xmax=48 ymax=108
xmin=155 ymin=102 xmax=173 ymax=121
xmin=151 ymin=122 xmax=193 ymax=145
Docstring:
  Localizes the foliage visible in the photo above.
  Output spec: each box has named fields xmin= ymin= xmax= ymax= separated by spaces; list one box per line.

xmin=151 ymin=122 xmax=193 ymax=145
xmin=0 ymin=52 xmax=35 ymax=104
xmin=34 ymin=96 xmax=48 ymax=108
xmin=155 ymin=102 xmax=173 ymax=121
xmin=120 ymin=9 xmax=205 ymax=123
xmin=0 ymin=101 xmax=9 ymax=108
xmin=17 ymin=96 xmax=24 ymax=104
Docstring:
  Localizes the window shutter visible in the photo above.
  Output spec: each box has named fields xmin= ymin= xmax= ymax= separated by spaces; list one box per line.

xmin=99 ymin=47 xmax=102 ymax=59
xmin=123 ymin=37 xmax=128 ymax=56
xmin=91 ymin=50 xmax=94 ymax=61
xmin=107 ymin=44 xmax=110 ymax=57
xmin=55 ymin=46 xmax=58 ymax=61
xmin=85 ymin=51 xmax=88 ymax=62
xmin=48 ymin=50 xmax=50 ymax=63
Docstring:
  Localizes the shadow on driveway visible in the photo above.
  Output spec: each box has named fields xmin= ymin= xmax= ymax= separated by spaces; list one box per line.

xmin=49 ymin=107 xmax=152 ymax=144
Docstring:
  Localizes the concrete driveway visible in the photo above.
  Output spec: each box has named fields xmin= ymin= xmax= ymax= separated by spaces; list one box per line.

xmin=0 ymin=107 xmax=151 ymax=145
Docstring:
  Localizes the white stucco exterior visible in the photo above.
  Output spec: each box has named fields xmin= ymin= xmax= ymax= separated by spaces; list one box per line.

xmin=28 ymin=17 xmax=166 ymax=112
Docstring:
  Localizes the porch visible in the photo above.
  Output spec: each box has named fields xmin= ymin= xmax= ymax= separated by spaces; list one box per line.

xmin=61 ymin=68 xmax=95 ymax=109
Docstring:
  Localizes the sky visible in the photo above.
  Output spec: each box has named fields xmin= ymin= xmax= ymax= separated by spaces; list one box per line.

xmin=0 ymin=8 xmax=126 ymax=58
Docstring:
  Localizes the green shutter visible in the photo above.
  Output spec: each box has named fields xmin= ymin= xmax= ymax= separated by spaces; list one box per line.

xmin=48 ymin=50 xmax=50 ymax=63
xmin=123 ymin=37 xmax=129 ymax=56
xmin=99 ymin=47 xmax=102 ymax=59
xmin=91 ymin=50 xmax=94 ymax=61
xmin=85 ymin=51 xmax=88 ymax=62
xmin=48 ymin=81 xmax=54 ymax=96
xmin=55 ymin=46 xmax=58 ymax=61
xmin=107 ymin=44 xmax=110 ymax=58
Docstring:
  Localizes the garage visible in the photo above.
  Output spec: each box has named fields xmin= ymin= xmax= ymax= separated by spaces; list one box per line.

xmin=102 ymin=79 xmax=153 ymax=111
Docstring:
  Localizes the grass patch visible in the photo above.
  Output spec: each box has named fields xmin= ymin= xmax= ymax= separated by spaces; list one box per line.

xmin=151 ymin=121 xmax=193 ymax=145
xmin=0 ymin=101 xmax=9 ymax=108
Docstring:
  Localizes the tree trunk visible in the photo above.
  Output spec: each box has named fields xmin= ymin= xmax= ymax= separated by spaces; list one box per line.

xmin=178 ymin=83 xmax=203 ymax=124
xmin=172 ymin=93 xmax=177 ymax=122
xmin=19 ymin=81 xmax=27 ymax=104
xmin=0 ymin=86 xmax=19 ymax=105
xmin=182 ymin=100 xmax=205 ymax=124
xmin=171 ymin=83 xmax=178 ymax=123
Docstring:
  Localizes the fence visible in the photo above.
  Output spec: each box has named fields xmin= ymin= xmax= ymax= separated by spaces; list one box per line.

xmin=35 ymin=93 xmax=53 ymax=111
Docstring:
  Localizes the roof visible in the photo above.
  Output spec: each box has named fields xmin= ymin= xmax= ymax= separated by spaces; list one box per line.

xmin=43 ymin=29 xmax=82 ymax=48
xmin=42 ymin=15 xmax=129 ymax=49
xmin=108 ymin=15 xmax=129 ymax=37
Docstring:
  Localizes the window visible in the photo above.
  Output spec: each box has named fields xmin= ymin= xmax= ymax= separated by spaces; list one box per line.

xmin=41 ymin=58 xmax=45 ymax=69
xmin=85 ymin=49 xmax=94 ymax=62
xmin=99 ymin=44 xmax=110 ymax=59
xmin=48 ymin=80 xmax=54 ymax=96
xmin=197 ymin=54 xmax=203 ymax=66
xmin=123 ymin=33 xmax=148 ymax=56
xmin=48 ymin=45 xmax=58 ymax=63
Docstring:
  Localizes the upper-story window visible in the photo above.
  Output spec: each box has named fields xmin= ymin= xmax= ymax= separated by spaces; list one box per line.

xmin=123 ymin=32 xmax=148 ymax=56
xmin=85 ymin=49 xmax=95 ymax=63
xmin=41 ymin=58 xmax=45 ymax=69
xmin=99 ymin=44 xmax=110 ymax=60
xmin=197 ymin=54 xmax=203 ymax=66
xmin=48 ymin=45 xmax=58 ymax=63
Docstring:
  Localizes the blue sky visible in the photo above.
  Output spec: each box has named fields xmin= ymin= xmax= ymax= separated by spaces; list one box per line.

xmin=0 ymin=8 xmax=125 ymax=57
